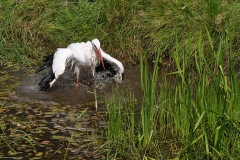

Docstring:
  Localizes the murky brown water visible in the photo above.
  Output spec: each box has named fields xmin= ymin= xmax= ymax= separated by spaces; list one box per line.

xmin=0 ymin=66 xmax=143 ymax=159
xmin=15 ymin=67 xmax=142 ymax=106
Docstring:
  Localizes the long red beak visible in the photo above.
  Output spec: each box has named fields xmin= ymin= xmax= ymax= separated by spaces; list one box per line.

xmin=96 ymin=49 xmax=105 ymax=70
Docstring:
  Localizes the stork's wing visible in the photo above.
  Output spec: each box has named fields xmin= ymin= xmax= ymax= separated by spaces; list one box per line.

xmin=38 ymin=69 xmax=55 ymax=91
xmin=35 ymin=55 xmax=54 ymax=74
xmin=95 ymin=50 xmax=124 ymax=82
xmin=95 ymin=60 xmax=118 ymax=77
xmin=35 ymin=48 xmax=73 ymax=90
xmin=100 ymin=49 xmax=124 ymax=74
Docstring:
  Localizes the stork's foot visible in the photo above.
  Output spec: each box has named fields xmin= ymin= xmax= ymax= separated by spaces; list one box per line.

xmin=83 ymin=83 xmax=89 ymax=89
xmin=74 ymin=82 xmax=90 ymax=89
xmin=76 ymin=79 xmax=78 ymax=84
xmin=82 ymin=80 xmax=90 ymax=86
xmin=75 ymin=78 xmax=80 ymax=87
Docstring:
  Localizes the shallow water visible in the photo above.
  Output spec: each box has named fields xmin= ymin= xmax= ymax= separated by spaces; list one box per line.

xmin=15 ymin=67 xmax=142 ymax=106
xmin=0 ymin=66 xmax=143 ymax=159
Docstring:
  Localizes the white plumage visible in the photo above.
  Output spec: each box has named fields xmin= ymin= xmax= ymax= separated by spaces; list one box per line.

xmin=100 ymin=49 xmax=124 ymax=83
xmin=35 ymin=38 xmax=124 ymax=90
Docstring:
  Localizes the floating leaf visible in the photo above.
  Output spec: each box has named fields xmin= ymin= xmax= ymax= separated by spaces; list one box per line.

xmin=93 ymin=154 xmax=102 ymax=159
xmin=71 ymin=142 xmax=80 ymax=147
xmin=38 ymin=127 xmax=51 ymax=130
xmin=24 ymin=149 xmax=33 ymax=153
xmin=66 ymin=105 xmax=71 ymax=109
xmin=49 ymin=102 xmax=60 ymax=106
xmin=51 ymin=135 xmax=66 ymax=140
xmin=12 ymin=157 xmax=24 ymax=160
xmin=41 ymin=141 xmax=50 ymax=145
xmin=29 ymin=157 xmax=42 ymax=160
xmin=50 ymin=130 xmax=60 ymax=134
xmin=26 ymin=152 xmax=33 ymax=157
xmin=36 ymin=152 xmax=43 ymax=157
xmin=44 ymin=142 xmax=55 ymax=147
xmin=43 ymin=114 xmax=54 ymax=118
xmin=8 ymin=150 xmax=18 ymax=156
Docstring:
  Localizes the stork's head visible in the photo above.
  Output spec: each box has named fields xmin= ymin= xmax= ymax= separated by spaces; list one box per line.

xmin=92 ymin=38 xmax=105 ymax=70
xmin=113 ymin=63 xmax=124 ymax=83
xmin=114 ymin=72 xmax=124 ymax=83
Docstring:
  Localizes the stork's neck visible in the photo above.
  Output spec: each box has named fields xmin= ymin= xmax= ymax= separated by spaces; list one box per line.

xmin=89 ymin=45 xmax=100 ymax=73
xmin=100 ymin=49 xmax=124 ymax=73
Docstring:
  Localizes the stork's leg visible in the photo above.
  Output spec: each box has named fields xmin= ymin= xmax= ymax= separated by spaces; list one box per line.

xmin=92 ymin=67 xmax=96 ymax=78
xmin=86 ymin=73 xmax=89 ymax=83
xmin=85 ymin=73 xmax=90 ymax=88
xmin=74 ymin=66 xmax=80 ymax=86
xmin=70 ymin=60 xmax=75 ymax=71
xmin=83 ymin=71 xmax=90 ymax=87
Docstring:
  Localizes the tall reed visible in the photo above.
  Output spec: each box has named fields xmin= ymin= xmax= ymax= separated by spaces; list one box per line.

xmin=155 ymin=27 xmax=240 ymax=159
xmin=138 ymin=50 xmax=160 ymax=152
xmin=105 ymin=87 xmax=138 ymax=159
xmin=105 ymin=26 xmax=240 ymax=158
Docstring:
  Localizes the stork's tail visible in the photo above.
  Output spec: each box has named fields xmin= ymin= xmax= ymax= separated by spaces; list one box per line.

xmin=35 ymin=55 xmax=54 ymax=74
xmin=35 ymin=55 xmax=55 ymax=91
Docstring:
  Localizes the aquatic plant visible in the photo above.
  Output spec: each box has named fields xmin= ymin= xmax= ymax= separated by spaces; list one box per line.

xmin=138 ymin=50 xmax=160 ymax=153
xmin=154 ymin=27 xmax=240 ymax=159
xmin=104 ymin=27 xmax=240 ymax=159
xmin=105 ymin=87 xmax=137 ymax=159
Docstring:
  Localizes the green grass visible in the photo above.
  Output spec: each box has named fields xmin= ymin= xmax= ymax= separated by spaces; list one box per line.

xmin=105 ymin=27 xmax=240 ymax=159
xmin=1 ymin=0 xmax=240 ymax=70
xmin=138 ymin=49 xmax=160 ymax=152
xmin=105 ymin=87 xmax=138 ymax=159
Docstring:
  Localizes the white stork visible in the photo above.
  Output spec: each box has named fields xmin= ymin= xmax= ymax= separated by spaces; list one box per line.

xmin=35 ymin=38 xmax=124 ymax=91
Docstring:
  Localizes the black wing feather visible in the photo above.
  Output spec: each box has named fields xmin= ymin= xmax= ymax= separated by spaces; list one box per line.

xmin=38 ymin=68 xmax=55 ymax=91
xmin=95 ymin=60 xmax=118 ymax=78
xmin=35 ymin=55 xmax=54 ymax=74
xmin=35 ymin=55 xmax=55 ymax=91
xmin=95 ymin=59 xmax=124 ymax=81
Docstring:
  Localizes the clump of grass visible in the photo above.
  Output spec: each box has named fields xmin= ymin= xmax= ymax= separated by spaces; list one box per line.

xmin=155 ymin=27 xmax=240 ymax=159
xmin=0 ymin=0 xmax=104 ymax=66
xmin=136 ymin=0 xmax=240 ymax=70
xmin=105 ymin=87 xmax=138 ymax=159
xmin=138 ymin=50 xmax=160 ymax=152
xmin=100 ymin=0 xmax=142 ymax=64
xmin=0 ymin=0 xmax=55 ymax=66
xmin=1 ymin=0 xmax=240 ymax=70
xmin=0 ymin=0 xmax=141 ymax=66
xmin=104 ymin=27 xmax=240 ymax=159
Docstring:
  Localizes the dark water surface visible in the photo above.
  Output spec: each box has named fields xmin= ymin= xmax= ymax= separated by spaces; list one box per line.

xmin=15 ymin=67 xmax=142 ymax=106
xmin=0 ymin=66 xmax=142 ymax=160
